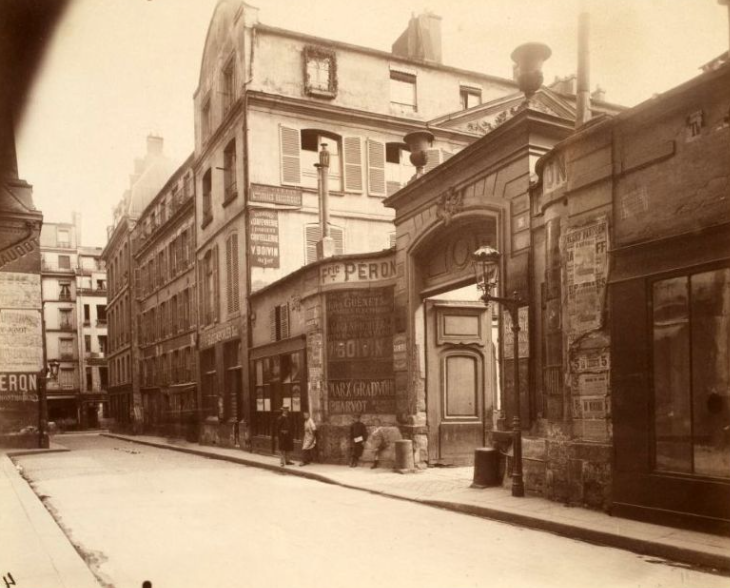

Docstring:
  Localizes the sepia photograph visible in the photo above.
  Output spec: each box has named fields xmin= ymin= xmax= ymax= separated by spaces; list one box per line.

xmin=1 ymin=0 xmax=729 ymax=586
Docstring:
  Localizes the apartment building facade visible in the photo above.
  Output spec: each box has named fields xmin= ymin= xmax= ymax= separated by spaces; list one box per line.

xmin=40 ymin=215 xmax=108 ymax=428
xmin=102 ymin=136 xmax=177 ymax=430
xmin=193 ymin=0 xmax=520 ymax=449
xmin=132 ymin=155 xmax=198 ymax=439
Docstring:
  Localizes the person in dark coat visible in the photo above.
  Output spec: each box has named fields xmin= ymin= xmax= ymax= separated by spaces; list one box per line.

xmin=349 ymin=414 xmax=368 ymax=467
xmin=276 ymin=406 xmax=294 ymax=466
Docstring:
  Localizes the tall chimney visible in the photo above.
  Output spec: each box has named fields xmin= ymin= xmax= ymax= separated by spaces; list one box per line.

xmin=392 ymin=12 xmax=442 ymax=63
xmin=576 ymin=7 xmax=591 ymax=127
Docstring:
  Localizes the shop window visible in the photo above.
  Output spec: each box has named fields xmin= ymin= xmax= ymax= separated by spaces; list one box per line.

xmin=652 ymin=266 xmax=730 ymax=479
xmin=304 ymin=223 xmax=344 ymax=265
xmin=460 ymin=85 xmax=482 ymax=109
xmin=223 ymin=139 xmax=237 ymax=204
xmin=201 ymin=348 xmax=217 ymax=418
xmin=390 ymin=69 xmax=417 ymax=112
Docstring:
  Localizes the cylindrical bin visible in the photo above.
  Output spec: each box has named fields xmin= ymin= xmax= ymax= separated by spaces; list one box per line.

xmin=394 ymin=439 xmax=415 ymax=473
xmin=471 ymin=447 xmax=500 ymax=488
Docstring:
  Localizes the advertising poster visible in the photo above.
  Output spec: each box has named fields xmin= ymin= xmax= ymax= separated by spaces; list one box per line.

xmin=249 ymin=209 xmax=280 ymax=268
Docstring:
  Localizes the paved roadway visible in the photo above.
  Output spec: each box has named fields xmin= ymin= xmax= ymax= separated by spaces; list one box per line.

xmin=15 ymin=435 xmax=730 ymax=588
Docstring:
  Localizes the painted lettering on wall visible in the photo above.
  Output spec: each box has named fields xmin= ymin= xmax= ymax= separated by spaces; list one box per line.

xmin=320 ymin=258 xmax=396 ymax=285
xmin=543 ymin=154 xmax=567 ymax=194
xmin=0 ymin=372 xmax=39 ymax=402
xmin=249 ymin=209 xmax=280 ymax=268
xmin=327 ymin=287 xmax=395 ymax=414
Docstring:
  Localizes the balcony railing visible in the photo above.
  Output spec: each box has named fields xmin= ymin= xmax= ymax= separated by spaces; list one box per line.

xmin=42 ymin=261 xmax=74 ymax=273
xmin=59 ymin=323 xmax=74 ymax=331
xmin=59 ymin=293 xmax=73 ymax=301
xmin=60 ymin=352 xmax=74 ymax=360
xmin=56 ymin=241 xmax=70 ymax=248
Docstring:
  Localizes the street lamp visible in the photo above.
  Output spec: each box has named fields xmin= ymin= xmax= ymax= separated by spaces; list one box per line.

xmin=472 ymin=245 xmax=525 ymax=497
xmin=38 ymin=359 xmax=60 ymax=448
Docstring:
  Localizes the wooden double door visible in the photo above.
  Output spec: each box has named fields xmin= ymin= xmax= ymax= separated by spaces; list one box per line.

xmin=425 ymin=301 xmax=495 ymax=465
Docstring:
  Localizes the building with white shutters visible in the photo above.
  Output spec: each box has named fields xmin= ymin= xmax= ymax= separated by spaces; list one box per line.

xmin=193 ymin=0 xmax=520 ymax=448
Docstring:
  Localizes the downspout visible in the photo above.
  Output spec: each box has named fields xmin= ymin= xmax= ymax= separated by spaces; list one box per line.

xmin=241 ymin=23 xmax=257 ymax=447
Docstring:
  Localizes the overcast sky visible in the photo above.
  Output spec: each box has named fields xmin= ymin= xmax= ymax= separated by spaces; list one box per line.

xmin=16 ymin=0 xmax=729 ymax=247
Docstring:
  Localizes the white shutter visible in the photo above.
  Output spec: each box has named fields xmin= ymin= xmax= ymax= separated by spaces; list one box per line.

xmin=343 ymin=137 xmax=363 ymax=193
xmin=424 ymin=148 xmax=441 ymax=174
xmin=367 ymin=140 xmax=386 ymax=197
xmin=331 ymin=226 xmax=344 ymax=256
xmin=305 ymin=225 xmax=319 ymax=265
xmin=279 ymin=125 xmax=301 ymax=185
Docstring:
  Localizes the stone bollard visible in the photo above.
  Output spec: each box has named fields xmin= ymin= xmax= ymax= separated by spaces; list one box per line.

xmin=394 ymin=439 xmax=415 ymax=473
xmin=471 ymin=447 xmax=499 ymax=488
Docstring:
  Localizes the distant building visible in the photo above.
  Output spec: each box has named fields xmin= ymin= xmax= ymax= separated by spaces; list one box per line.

xmin=39 ymin=214 xmax=108 ymax=429
xmin=0 ymin=124 xmax=44 ymax=446
xmin=131 ymin=155 xmax=198 ymax=439
xmin=101 ymin=136 xmax=177 ymax=431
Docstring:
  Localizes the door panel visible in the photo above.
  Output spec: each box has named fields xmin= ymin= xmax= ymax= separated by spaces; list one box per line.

xmin=426 ymin=301 xmax=493 ymax=465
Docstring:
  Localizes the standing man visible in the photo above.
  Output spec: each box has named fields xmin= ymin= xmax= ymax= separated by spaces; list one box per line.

xmin=276 ymin=406 xmax=294 ymax=467
xmin=349 ymin=414 xmax=368 ymax=468
xmin=299 ymin=411 xmax=317 ymax=466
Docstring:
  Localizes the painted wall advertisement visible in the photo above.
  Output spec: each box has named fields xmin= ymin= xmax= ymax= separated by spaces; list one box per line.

xmin=565 ymin=219 xmax=609 ymax=340
xmin=0 ymin=272 xmax=43 ymax=420
xmin=326 ymin=287 xmax=395 ymax=414
xmin=249 ymin=208 xmax=280 ymax=268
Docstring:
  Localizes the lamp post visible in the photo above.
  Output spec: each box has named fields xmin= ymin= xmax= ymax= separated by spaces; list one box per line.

xmin=38 ymin=359 xmax=60 ymax=449
xmin=472 ymin=245 xmax=525 ymax=497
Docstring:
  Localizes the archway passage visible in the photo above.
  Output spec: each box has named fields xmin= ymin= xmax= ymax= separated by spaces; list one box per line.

xmin=411 ymin=217 xmax=501 ymax=465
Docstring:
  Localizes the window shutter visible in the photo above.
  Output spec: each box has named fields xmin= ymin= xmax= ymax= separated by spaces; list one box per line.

xmin=305 ymin=225 xmax=320 ymax=265
xmin=279 ymin=125 xmax=301 ymax=185
xmin=343 ymin=137 xmax=363 ymax=193
xmin=230 ymin=233 xmax=239 ymax=313
xmin=270 ymin=307 xmax=277 ymax=342
xmin=424 ymin=148 xmax=441 ymax=174
xmin=386 ymin=181 xmax=401 ymax=196
xmin=226 ymin=236 xmax=233 ymax=314
xmin=280 ymin=303 xmax=290 ymax=339
xmin=213 ymin=245 xmax=220 ymax=322
xmin=367 ymin=140 xmax=386 ymax=196
xmin=198 ymin=262 xmax=206 ymax=325
xmin=389 ymin=232 xmax=397 ymax=248
xmin=331 ymin=226 xmax=344 ymax=256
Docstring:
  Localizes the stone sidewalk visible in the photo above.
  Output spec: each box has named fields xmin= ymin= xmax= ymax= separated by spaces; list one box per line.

xmin=103 ymin=432 xmax=730 ymax=574
xmin=0 ymin=445 xmax=101 ymax=588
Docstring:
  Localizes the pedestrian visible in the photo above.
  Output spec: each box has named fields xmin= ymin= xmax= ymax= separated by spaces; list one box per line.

xmin=369 ymin=420 xmax=387 ymax=469
xmin=276 ymin=406 xmax=294 ymax=466
xmin=349 ymin=413 xmax=368 ymax=467
xmin=299 ymin=411 xmax=317 ymax=466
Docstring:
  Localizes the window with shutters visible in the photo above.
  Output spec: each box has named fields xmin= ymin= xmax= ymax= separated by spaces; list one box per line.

xmin=300 ymin=129 xmax=342 ymax=192
xmin=171 ymin=295 xmax=178 ymax=334
xmin=304 ymin=224 xmax=344 ymax=265
xmin=367 ymin=139 xmax=386 ymax=197
xmin=203 ymin=247 xmax=220 ymax=324
xmin=385 ymin=142 xmax=414 ymax=195
xmin=342 ymin=136 xmax=363 ymax=193
xmin=181 ymin=230 xmax=190 ymax=268
xmin=390 ymin=69 xmax=417 ymax=112
xmin=280 ymin=125 xmax=301 ymax=186
xmin=202 ymin=169 xmax=212 ymax=227
xmin=223 ymin=139 xmax=237 ymax=204
xmin=460 ymin=85 xmax=482 ymax=109
xmin=169 ymin=239 xmax=177 ymax=278
xmin=226 ymin=233 xmax=240 ymax=314
xmin=160 ymin=302 xmax=167 ymax=338
xmin=270 ymin=303 xmax=290 ymax=341
xmin=158 ymin=250 xmax=166 ymax=286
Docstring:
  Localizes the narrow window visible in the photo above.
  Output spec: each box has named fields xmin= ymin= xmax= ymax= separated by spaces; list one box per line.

xmin=390 ymin=70 xmax=417 ymax=112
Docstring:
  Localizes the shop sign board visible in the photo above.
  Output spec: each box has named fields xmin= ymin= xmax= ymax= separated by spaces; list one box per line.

xmin=249 ymin=209 xmax=280 ymax=268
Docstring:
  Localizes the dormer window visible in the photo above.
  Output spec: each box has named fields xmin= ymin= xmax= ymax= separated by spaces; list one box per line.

xmin=303 ymin=46 xmax=337 ymax=98
xmin=460 ymin=85 xmax=482 ymax=110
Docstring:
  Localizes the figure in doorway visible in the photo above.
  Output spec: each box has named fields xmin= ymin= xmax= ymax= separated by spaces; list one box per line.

xmin=276 ymin=406 xmax=294 ymax=466
xmin=300 ymin=411 xmax=317 ymax=466
xmin=350 ymin=414 xmax=368 ymax=467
